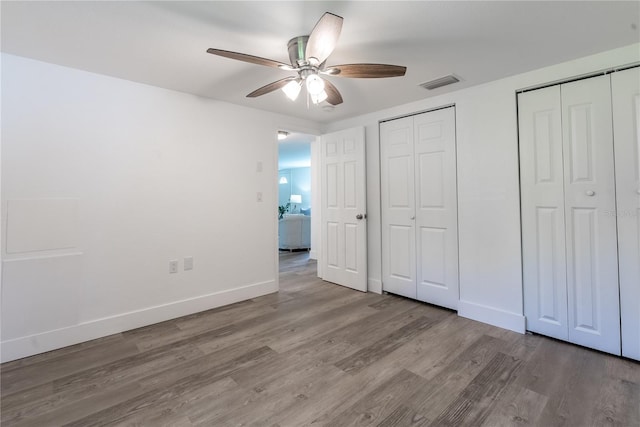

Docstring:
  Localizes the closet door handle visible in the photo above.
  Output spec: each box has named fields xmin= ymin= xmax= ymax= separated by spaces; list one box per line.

xmin=585 ymin=190 xmax=595 ymax=196
xmin=410 ymin=215 xmax=415 ymax=220
xmin=636 ymin=189 xmax=640 ymax=195
xmin=356 ymin=213 xmax=364 ymax=220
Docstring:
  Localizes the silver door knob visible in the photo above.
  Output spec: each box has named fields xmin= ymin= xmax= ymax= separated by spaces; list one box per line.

xmin=585 ymin=190 xmax=595 ymax=196
xmin=637 ymin=189 xmax=640 ymax=195
xmin=356 ymin=213 xmax=364 ymax=220
xmin=410 ymin=216 xmax=415 ymax=220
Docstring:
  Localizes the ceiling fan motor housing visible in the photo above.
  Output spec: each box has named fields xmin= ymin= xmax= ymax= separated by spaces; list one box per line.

xmin=287 ymin=36 xmax=309 ymax=67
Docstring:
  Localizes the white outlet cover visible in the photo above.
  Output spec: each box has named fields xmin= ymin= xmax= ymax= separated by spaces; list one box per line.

xmin=169 ymin=260 xmax=178 ymax=274
xmin=184 ymin=256 xmax=194 ymax=271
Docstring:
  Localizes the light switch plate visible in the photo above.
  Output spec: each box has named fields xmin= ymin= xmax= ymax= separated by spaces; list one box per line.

xmin=184 ymin=256 xmax=194 ymax=271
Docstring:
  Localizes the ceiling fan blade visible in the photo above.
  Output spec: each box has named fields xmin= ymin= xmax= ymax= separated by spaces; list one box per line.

xmin=247 ymin=77 xmax=297 ymax=98
xmin=305 ymin=12 xmax=343 ymax=65
xmin=324 ymin=64 xmax=407 ymax=78
xmin=207 ymin=48 xmax=290 ymax=69
xmin=323 ymin=79 xmax=343 ymax=105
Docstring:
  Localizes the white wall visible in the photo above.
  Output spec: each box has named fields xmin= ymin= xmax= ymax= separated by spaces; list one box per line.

xmin=1 ymin=53 xmax=320 ymax=362
xmin=277 ymin=167 xmax=311 ymax=211
xmin=324 ymin=43 xmax=640 ymax=333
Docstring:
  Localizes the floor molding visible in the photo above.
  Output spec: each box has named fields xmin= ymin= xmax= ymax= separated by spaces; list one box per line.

xmin=1 ymin=279 xmax=277 ymax=363
xmin=457 ymin=299 xmax=526 ymax=333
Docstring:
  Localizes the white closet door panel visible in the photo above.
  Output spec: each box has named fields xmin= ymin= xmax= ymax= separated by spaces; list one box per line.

xmin=561 ymin=75 xmax=620 ymax=355
xmin=414 ymin=107 xmax=458 ymax=309
xmin=519 ymin=86 xmax=569 ymax=340
xmin=381 ymin=116 xmax=416 ymax=298
xmin=612 ymin=67 xmax=640 ymax=361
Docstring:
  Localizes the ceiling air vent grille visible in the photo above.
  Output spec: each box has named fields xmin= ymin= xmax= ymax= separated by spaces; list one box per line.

xmin=419 ymin=75 xmax=460 ymax=90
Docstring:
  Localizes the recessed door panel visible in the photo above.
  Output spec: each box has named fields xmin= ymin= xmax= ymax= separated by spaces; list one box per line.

xmin=344 ymin=161 xmax=357 ymax=209
xmin=345 ymin=223 xmax=358 ymax=273
xmin=418 ymin=227 xmax=446 ymax=287
xmin=418 ymin=151 xmax=445 ymax=209
xmin=533 ymin=110 xmax=556 ymax=184
xmin=535 ymin=207 xmax=564 ymax=326
xmin=570 ymin=208 xmax=599 ymax=333
xmin=387 ymin=224 xmax=416 ymax=298
xmin=388 ymin=156 xmax=412 ymax=208
xmin=327 ymin=221 xmax=339 ymax=268
xmin=567 ymin=104 xmax=595 ymax=183
xmin=326 ymin=163 xmax=338 ymax=209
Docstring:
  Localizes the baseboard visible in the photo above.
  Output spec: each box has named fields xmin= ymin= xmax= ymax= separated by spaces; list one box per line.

xmin=457 ymin=300 xmax=525 ymax=334
xmin=309 ymin=250 xmax=318 ymax=260
xmin=368 ymin=278 xmax=382 ymax=294
xmin=0 ymin=279 xmax=277 ymax=363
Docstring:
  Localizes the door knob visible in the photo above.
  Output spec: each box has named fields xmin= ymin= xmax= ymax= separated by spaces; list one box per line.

xmin=585 ymin=190 xmax=595 ymax=196
xmin=637 ymin=189 xmax=640 ymax=195
xmin=410 ymin=215 xmax=415 ymax=220
xmin=356 ymin=213 xmax=364 ymax=220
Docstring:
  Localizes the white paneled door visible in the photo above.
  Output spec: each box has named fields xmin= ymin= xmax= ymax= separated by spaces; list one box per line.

xmin=320 ymin=127 xmax=367 ymax=292
xmin=612 ymin=67 xmax=640 ymax=361
xmin=414 ymin=108 xmax=459 ymax=310
xmin=381 ymin=107 xmax=458 ymax=309
xmin=518 ymin=86 xmax=569 ymax=341
xmin=561 ymin=76 xmax=619 ymax=355
xmin=380 ymin=116 xmax=416 ymax=298
xmin=520 ymin=73 xmax=621 ymax=356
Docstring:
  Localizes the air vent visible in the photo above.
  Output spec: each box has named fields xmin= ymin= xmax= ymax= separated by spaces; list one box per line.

xmin=419 ymin=75 xmax=460 ymax=90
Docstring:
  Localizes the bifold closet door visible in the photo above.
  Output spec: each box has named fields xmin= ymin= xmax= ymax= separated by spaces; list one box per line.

xmin=380 ymin=116 xmax=417 ymax=298
xmin=561 ymin=75 xmax=619 ymax=355
xmin=612 ymin=67 xmax=640 ymax=361
xmin=414 ymin=108 xmax=458 ymax=310
xmin=520 ymin=74 xmax=621 ymax=355
xmin=381 ymin=107 xmax=458 ymax=307
xmin=519 ymin=85 xmax=569 ymax=341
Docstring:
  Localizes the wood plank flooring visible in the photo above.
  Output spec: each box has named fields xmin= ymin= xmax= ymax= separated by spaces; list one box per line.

xmin=1 ymin=251 xmax=639 ymax=426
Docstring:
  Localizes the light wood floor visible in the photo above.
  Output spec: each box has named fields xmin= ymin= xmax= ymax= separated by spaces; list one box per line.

xmin=1 ymin=252 xmax=639 ymax=426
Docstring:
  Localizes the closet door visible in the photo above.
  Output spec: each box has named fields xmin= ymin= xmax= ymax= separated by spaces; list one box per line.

xmin=519 ymin=86 xmax=569 ymax=341
xmin=612 ymin=67 xmax=640 ymax=361
xmin=381 ymin=116 xmax=416 ymax=298
xmin=561 ymin=75 xmax=620 ymax=355
xmin=414 ymin=107 xmax=459 ymax=309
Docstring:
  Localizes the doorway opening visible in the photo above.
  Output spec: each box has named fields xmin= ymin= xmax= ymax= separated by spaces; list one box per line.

xmin=277 ymin=131 xmax=317 ymax=274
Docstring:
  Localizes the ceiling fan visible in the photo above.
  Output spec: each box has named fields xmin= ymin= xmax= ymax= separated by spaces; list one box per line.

xmin=207 ymin=12 xmax=407 ymax=106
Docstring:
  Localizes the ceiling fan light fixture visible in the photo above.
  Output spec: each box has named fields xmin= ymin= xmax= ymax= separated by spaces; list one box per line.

xmin=310 ymin=89 xmax=328 ymax=104
xmin=306 ymin=74 xmax=325 ymax=95
xmin=282 ymin=80 xmax=302 ymax=101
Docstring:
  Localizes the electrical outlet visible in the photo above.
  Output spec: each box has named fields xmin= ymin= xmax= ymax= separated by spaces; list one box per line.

xmin=184 ymin=256 xmax=194 ymax=271
xmin=257 ymin=192 xmax=263 ymax=202
xmin=169 ymin=260 xmax=178 ymax=274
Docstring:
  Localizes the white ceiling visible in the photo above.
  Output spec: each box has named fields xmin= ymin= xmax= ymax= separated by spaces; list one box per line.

xmin=2 ymin=1 xmax=638 ymax=124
